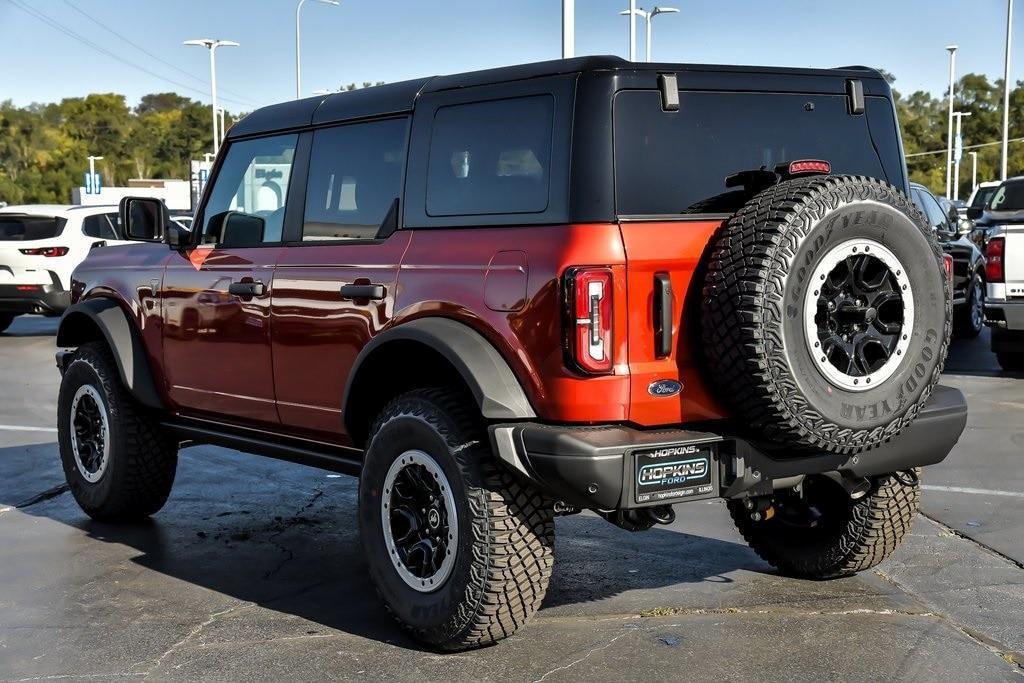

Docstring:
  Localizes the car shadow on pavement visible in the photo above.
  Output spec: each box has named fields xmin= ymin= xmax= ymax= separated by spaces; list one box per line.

xmin=0 ymin=441 xmax=764 ymax=650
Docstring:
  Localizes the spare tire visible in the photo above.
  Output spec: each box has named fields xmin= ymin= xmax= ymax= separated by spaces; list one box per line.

xmin=702 ymin=175 xmax=951 ymax=455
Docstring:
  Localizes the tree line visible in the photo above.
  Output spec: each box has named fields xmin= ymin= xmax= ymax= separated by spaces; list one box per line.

xmin=2 ymin=74 xmax=1023 ymax=206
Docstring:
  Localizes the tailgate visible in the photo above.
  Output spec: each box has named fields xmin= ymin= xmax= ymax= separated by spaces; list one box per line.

xmin=1005 ymin=227 xmax=1024 ymax=289
xmin=619 ymin=220 xmax=728 ymax=425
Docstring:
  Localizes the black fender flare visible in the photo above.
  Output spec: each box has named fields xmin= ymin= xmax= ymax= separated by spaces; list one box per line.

xmin=56 ymin=299 xmax=164 ymax=409
xmin=343 ymin=317 xmax=536 ymax=431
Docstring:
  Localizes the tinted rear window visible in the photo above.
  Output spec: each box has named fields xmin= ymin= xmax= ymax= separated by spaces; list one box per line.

xmin=426 ymin=95 xmax=553 ymax=216
xmin=0 ymin=215 xmax=66 ymax=241
xmin=989 ymin=180 xmax=1024 ymax=211
xmin=970 ymin=185 xmax=998 ymax=210
xmin=614 ymin=91 xmax=904 ymax=216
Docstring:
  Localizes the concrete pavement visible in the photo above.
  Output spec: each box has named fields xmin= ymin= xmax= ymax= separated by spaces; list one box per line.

xmin=0 ymin=316 xmax=1021 ymax=681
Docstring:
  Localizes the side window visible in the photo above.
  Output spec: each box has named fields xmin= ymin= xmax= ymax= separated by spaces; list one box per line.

xmin=426 ymin=95 xmax=553 ymax=217
xmin=82 ymin=213 xmax=117 ymax=240
xmin=303 ymin=118 xmax=408 ymax=241
xmin=918 ymin=190 xmax=950 ymax=231
xmin=200 ymin=134 xmax=298 ymax=246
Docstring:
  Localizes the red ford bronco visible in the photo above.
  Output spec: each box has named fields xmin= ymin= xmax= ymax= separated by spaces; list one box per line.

xmin=55 ymin=57 xmax=967 ymax=650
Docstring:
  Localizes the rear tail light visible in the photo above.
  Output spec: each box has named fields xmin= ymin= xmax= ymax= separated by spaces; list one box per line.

xmin=565 ymin=267 xmax=613 ymax=374
xmin=942 ymin=254 xmax=954 ymax=287
xmin=986 ymin=237 xmax=1005 ymax=283
xmin=19 ymin=246 xmax=69 ymax=257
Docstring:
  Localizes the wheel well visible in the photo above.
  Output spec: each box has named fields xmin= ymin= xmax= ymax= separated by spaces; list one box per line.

xmin=56 ymin=311 xmax=106 ymax=348
xmin=345 ymin=340 xmax=477 ymax=448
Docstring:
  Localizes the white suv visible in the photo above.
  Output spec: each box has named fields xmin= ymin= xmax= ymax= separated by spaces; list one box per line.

xmin=0 ymin=204 xmax=131 ymax=333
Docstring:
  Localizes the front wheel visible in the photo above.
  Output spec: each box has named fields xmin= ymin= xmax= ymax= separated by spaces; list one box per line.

xmin=728 ymin=471 xmax=920 ymax=579
xmin=358 ymin=388 xmax=554 ymax=651
xmin=57 ymin=342 xmax=178 ymax=521
xmin=954 ymin=272 xmax=984 ymax=338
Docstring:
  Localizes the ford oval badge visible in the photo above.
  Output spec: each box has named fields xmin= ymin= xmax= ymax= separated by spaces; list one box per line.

xmin=648 ymin=379 xmax=682 ymax=397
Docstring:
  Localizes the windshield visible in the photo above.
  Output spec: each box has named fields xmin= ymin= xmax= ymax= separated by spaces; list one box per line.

xmin=989 ymin=181 xmax=1024 ymax=211
xmin=970 ymin=185 xmax=998 ymax=210
xmin=0 ymin=215 xmax=66 ymax=241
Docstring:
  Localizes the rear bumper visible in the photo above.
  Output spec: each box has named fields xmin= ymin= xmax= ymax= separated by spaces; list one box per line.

xmin=0 ymin=284 xmax=69 ymax=316
xmin=489 ymin=385 xmax=968 ymax=510
xmin=985 ymin=298 xmax=1024 ymax=335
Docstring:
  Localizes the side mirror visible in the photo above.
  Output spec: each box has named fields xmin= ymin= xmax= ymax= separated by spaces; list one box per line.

xmin=119 ymin=196 xmax=168 ymax=242
xmin=164 ymin=222 xmax=189 ymax=248
xmin=966 ymin=206 xmax=983 ymax=220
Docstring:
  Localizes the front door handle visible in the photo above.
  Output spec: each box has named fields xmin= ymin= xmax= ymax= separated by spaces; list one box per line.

xmin=339 ymin=283 xmax=386 ymax=301
xmin=228 ymin=280 xmax=265 ymax=297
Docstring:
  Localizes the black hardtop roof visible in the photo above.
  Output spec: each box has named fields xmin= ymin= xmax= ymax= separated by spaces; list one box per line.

xmin=227 ymin=56 xmax=888 ymax=139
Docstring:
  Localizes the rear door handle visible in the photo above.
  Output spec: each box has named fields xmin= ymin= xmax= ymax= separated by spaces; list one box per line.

xmin=653 ymin=272 xmax=673 ymax=358
xmin=228 ymin=280 xmax=265 ymax=297
xmin=339 ymin=283 xmax=386 ymax=301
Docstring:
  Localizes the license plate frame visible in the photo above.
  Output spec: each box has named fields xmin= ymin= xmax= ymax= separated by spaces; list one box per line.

xmin=630 ymin=442 xmax=719 ymax=505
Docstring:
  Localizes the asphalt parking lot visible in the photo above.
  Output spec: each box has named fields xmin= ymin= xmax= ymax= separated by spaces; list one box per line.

xmin=1 ymin=315 xmax=1022 ymax=681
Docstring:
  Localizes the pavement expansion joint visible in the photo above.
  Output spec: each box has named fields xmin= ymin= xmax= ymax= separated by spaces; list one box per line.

xmin=920 ymin=511 xmax=1024 ymax=572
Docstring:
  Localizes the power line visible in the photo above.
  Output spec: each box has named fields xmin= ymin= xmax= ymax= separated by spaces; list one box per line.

xmin=3 ymin=0 xmax=261 ymax=110
xmin=59 ymin=0 xmax=259 ymax=107
xmin=905 ymin=136 xmax=1024 ymax=159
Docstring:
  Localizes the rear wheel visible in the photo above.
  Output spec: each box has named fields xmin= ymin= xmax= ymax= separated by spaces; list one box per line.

xmin=728 ymin=471 xmax=921 ymax=579
xmin=954 ymin=272 xmax=984 ymax=338
xmin=0 ymin=313 xmax=15 ymax=334
xmin=997 ymin=352 xmax=1024 ymax=372
xmin=57 ymin=342 xmax=178 ymax=521
xmin=358 ymin=388 xmax=554 ymax=650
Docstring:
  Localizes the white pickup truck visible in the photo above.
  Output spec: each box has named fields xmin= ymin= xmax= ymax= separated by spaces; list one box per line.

xmin=980 ymin=178 xmax=1024 ymax=371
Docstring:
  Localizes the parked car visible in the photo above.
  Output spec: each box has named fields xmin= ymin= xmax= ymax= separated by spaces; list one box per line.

xmin=980 ymin=177 xmax=1024 ymax=371
xmin=54 ymin=57 xmax=966 ymax=650
xmin=966 ymin=180 xmax=1001 ymax=220
xmin=0 ymin=204 xmax=127 ymax=333
xmin=906 ymin=186 xmax=986 ymax=337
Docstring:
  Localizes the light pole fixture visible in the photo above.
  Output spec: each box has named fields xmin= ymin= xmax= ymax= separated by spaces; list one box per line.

xmin=296 ymin=0 xmax=340 ymax=99
xmin=621 ymin=6 xmax=679 ymax=62
xmin=184 ymin=39 xmax=239 ymax=156
xmin=952 ymin=111 xmax=972 ymax=201
xmin=1001 ymin=0 xmax=1014 ymax=180
xmin=945 ymin=45 xmax=958 ymax=199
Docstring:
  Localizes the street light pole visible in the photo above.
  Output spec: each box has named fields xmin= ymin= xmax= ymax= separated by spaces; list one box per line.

xmin=628 ymin=0 xmax=637 ymax=61
xmin=945 ymin=45 xmax=958 ymax=199
xmin=952 ymin=111 xmax=972 ymax=201
xmin=969 ymin=151 xmax=978 ymax=193
xmin=184 ymin=39 xmax=239 ymax=156
xmin=1002 ymin=0 xmax=1014 ymax=180
xmin=296 ymin=0 xmax=340 ymax=99
xmin=562 ymin=0 xmax=574 ymax=59
xmin=621 ymin=6 xmax=680 ymax=63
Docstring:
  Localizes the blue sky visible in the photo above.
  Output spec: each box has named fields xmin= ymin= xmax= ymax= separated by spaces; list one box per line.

xmin=1 ymin=0 xmax=1021 ymax=111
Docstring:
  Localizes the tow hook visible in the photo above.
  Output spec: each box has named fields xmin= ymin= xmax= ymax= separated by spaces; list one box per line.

xmin=646 ymin=505 xmax=675 ymax=525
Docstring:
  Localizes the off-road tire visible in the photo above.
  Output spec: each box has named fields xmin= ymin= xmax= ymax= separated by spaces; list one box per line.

xmin=0 ymin=313 xmax=15 ymax=334
xmin=728 ymin=470 xmax=921 ymax=579
xmin=953 ymin=271 xmax=984 ymax=338
xmin=997 ymin=351 xmax=1024 ymax=372
xmin=358 ymin=388 xmax=554 ymax=651
xmin=702 ymin=175 xmax=951 ymax=455
xmin=57 ymin=341 xmax=178 ymax=521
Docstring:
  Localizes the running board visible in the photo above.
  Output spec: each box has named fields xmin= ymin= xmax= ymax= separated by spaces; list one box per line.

xmin=160 ymin=417 xmax=362 ymax=476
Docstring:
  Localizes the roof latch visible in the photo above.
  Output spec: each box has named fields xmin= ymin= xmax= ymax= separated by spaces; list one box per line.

xmin=846 ymin=79 xmax=865 ymax=115
xmin=659 ymin=73 xmax=679 ymax=112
